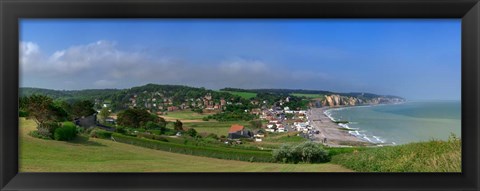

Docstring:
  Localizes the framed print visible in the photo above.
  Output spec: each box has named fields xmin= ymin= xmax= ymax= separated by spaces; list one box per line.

xmin=1 ymin=0 xmax=479 ymax=190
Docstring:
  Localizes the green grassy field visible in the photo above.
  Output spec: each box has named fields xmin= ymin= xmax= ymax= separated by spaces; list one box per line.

xmin=263 ymin=132 xmax=307 ymax=143
xmin=290 ymin=93 xmax=324 ymax=99
xmin=220 ymin=91 xmax=257 ymax=99
xmin=183 ymin=121 xmax=251 ymax=136
xmin=19 ymin=118 xmax=352 ymax=172
xmin=331 ymin=139 xmax=461 ymax=172
xmin=160 ymin=110 xmax=211 ymax=121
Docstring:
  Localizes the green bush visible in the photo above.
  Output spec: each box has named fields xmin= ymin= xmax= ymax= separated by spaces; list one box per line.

xmin=205 ymin=133 xmax=219 ymax=140
xmin=90 ymin=129 xmax=113 ymax=139
xmin=112 ymin=133 xmax=273 ymax=162
xmin=272 ymin=142 xmax=330 ymax=163
xmin=76 ymin=126 xmax=85 ymax=134
xmin=28 ymin=130 xmax=52 ymax=140
xmin=115 ymin=126 xmax=126 ymax=134
xmin=185 ymin=128 xmax=198 ymax=137
xmin=36 ymin=122 xmax=61 ymax=139
xmin=54 ymin=122 xmax=77 ymax=141
xmin=19 ymin=110 xmax=29 ymax=117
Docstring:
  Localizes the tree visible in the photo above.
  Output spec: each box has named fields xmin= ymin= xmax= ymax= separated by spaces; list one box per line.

xmin=71 ymin=100 xmax=96 ymax=119
xmin=174 ymin=119 xmax=183 ymax=132
xmin=250 ymin=120 xmax=263 ymax=129
xmin=185 ymin=128 xmax=197 ymax=137
xmin=24 ymin=95 xmax=58 ymax=126
xmin=117 ymin=108 xmax=158 ymax=128
xmin=145 ymin=121 xmax=159 ymax=129
xmin=98 ymin=107 xmax=111 ymax=123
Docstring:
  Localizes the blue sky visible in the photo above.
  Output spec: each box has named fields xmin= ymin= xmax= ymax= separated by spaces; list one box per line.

xmin=20 ymin=19 xmax=461 ymax=100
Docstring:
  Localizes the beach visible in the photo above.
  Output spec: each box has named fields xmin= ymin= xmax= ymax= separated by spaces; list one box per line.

xmin=307 ymin=107 xmax=371 ymax=147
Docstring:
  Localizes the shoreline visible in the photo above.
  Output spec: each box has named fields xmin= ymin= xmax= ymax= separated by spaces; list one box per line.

xmin=307 ymin=106 xmax=374 ymax=147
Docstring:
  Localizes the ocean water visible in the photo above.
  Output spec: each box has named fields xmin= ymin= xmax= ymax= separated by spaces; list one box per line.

xmin=324 ymin=101 xmax=461 ymax=145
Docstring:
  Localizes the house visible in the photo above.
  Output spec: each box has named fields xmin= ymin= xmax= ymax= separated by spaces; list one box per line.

xmin=74 ymin=113 xmax=97 ymax=128
xmin=227 ymin=124 xmax=253 ymax=139
xmin=105 ymin=117 xmax=116 ymax=124
xmin=265 ymin=128 xmax=275 ymax=132
xmin=253 ymin=130 xmax=265 ymax=138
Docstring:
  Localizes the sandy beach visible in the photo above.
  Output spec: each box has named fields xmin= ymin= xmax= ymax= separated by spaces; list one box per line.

xmin=307 ymin=107 xmax=372 ymax=147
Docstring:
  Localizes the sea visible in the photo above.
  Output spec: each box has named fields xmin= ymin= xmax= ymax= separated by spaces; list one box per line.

xmin=324 ymin=101 xmax=461 ymax=145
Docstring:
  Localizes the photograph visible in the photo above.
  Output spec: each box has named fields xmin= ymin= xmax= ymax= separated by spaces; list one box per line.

xmin=18 ymin=19 xmax=461 ymax=172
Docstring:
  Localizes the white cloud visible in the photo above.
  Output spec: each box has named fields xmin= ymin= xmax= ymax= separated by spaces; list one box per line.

xmin=20 ymin=40 xmax=340 ymax=90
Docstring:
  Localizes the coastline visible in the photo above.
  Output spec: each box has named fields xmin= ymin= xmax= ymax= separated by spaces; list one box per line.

xmin=307 ymin=106 xmax=374 ymax=147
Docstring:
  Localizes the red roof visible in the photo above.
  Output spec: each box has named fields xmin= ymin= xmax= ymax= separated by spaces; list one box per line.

xmin=229 ymin=124 xmax=244 ymax=133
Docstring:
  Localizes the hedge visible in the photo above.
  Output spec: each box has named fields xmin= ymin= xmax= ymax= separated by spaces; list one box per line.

xmin=54 ymin=122 xmax=77 ymax=141
xmin=90 ymin=129 xmax=113 ymax=139
xmin=111 ymin=133 xmax=273 ymax=162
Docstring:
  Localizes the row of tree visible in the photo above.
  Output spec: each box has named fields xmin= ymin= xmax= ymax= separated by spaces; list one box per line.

xmin=20 ymin=95 xmax=96 ymax=126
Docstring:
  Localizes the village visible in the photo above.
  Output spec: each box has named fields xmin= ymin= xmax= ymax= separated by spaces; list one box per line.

xmin=93 ymin=90 xmax=319 ymax=144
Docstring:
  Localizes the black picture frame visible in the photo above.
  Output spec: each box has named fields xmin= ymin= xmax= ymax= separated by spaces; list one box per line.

xmin=1 ymin=0 xmax=479 ymax=190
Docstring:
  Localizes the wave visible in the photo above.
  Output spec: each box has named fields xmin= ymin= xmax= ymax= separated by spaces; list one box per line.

xmin=324 ymin=108 xmax=387 ymax=144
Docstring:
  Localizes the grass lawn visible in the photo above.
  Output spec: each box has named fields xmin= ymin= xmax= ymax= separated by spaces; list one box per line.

xmin=160 ymin=110 xmax=211 ymax=122
xmin=263 ymin=132 xmax=307 ymax=143
xmin=220 ymin=91 xmax=257 ymax=99
xmin=183 ymin=121 xmax=251 ymax=136
xmin=19 ymin=118 xmax=352 ymax=172
xmin=290 ymin=93 xmax=324 ymax=99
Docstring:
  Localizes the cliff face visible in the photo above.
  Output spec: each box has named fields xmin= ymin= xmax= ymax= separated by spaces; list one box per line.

xmin=321 ymin=94 xmax=404 ymax=107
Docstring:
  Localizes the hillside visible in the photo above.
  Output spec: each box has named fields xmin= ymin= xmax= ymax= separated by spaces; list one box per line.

xmin=19 ymin=118 xmax=352 ymax=172
xmin=20 ymin=83 xmax=405 ymax=113
xmin=330 ymin=138 xmax=461 ymax=172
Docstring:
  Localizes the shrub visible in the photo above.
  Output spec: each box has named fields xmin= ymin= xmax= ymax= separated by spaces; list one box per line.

xmin=90 ymin=129 xmax=113 ymax=139
xmin=273 ymin=142 xmax=330 ymax=163
xmin=185 ymin=128 xmax=198 ymax=137
xmin=115 ymin=127 xmax=126 ymax=134
xmin=19 ymin=110 xmax=29 ymax=117
xmin=152 ymin=135 xmax=169 ymax=142
xmin=54 ymin=122 xmax=77 ymax=141
xmin=28 ymin=130 xmax=52 ymax=140
xmin=36 ymin=122 xmax=61 ymax=139
xmin=111 ymin=133 xmax=273 ymax=162
xmin=205 ymin=133 xmax=219 ymax=140
xmin=76 ymin=126 xmax=85 ymax=134
xmin=145 ymin=121 xmax=160 ymax=129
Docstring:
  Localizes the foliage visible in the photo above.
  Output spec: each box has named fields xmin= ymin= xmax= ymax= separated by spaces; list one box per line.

xmin=19 ymin=110 xmax=29 ymax=117
xmin=272 ymin=142 xmax=330 ymax=163
xmin=117 ymin=108 xmax=160 ymax=128
xmin=115 ymin=127 xmax=126 ymax=134
xmin=54 ymin=122 xmax=77 ymax=141
xmin=205 ymin=133 xmax=219 ymax=140
xmin=249 ymin=120 xmax=263 ymax=129
xmin=23 ymin=95 xmax=60 ymax=125
xmin=137 ymin=133 xmax=169 ymax=142
xmin=28 ymin=130 xmax=52 ymax=140
xmin=71 ymin=100 xmax=96 ymax=118
xmin=174 ymin=120 xmax=183 ymax=132
xmin=90 ymin=129 xmax=113 ymax=139
xmin=111 ymin=133 xmax=273 ymax=162
xmin=185 ymin=128 xmax=198 ymax=137
xmin=98 ymin=107 xmax=111 ymax=123
xmin=37 ymin=121 xmax=61 ymax=139
xmin=331 ymin=136 xmax=461 ymax=172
